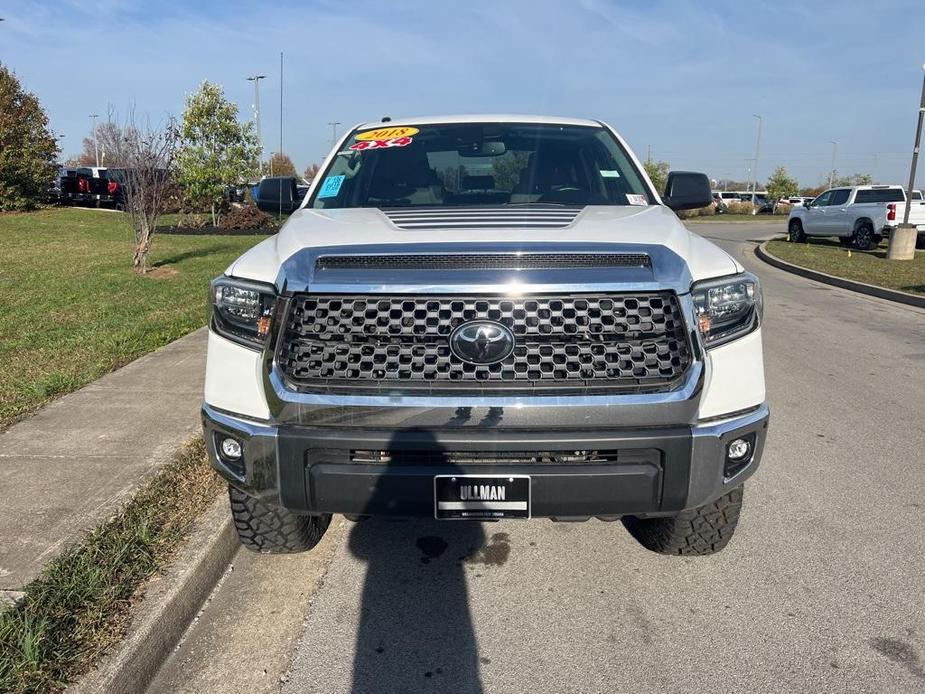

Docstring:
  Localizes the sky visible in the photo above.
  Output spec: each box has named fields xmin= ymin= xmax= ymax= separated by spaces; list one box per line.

xmin=2 ymin=0 xmax=924 ymax=188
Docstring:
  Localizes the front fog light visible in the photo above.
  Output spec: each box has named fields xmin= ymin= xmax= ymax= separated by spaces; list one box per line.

xmin=727 ymin=438 xmax=751 ymax=461
xmin=724 ymin=433 xmax=756 ymax=479
xmin=220 ymin=437 xmax=243 ymax=460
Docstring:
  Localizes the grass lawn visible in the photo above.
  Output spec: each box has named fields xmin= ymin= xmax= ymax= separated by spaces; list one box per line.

xmin=0 ymin=208 xmax=263 ymax=428
xmin=0 ymin=439 xmax=221 ymax=693
xmin=766 ymin=238 xmax=925 ymax=296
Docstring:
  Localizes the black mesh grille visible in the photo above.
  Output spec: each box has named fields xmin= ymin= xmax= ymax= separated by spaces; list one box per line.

xmin=277 ymin=293 xmax=691 ymax=395
xmin=315 ymin=253 xmax=650 ymax=271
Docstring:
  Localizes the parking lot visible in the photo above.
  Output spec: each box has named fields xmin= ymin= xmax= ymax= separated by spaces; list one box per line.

xmin=145 ymin=221 xmax=925 ymax=694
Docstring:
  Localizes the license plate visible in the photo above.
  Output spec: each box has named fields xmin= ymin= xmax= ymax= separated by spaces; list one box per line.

xmin=434 ymin=475 xmax=531 ymax=520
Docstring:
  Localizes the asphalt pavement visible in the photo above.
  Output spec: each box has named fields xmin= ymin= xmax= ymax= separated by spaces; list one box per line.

xmin=148 ymin=221 xmax=925 ymax=694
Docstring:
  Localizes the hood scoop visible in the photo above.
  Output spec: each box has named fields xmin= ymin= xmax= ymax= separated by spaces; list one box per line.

xmin=383 ymin=205 xmax=584 ymax=230
xmin=315 ymin=252 xmax=650 ymax=272
xmin=277 ymin=242 xmax=690 ymax=295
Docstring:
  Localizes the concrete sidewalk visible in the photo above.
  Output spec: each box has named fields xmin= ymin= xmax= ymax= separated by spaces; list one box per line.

xmin=0 ymin=328 xmax=208 ymax=598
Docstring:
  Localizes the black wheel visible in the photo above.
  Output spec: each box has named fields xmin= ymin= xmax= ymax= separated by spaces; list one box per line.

xmin=853 ymin=223 xmax=875 ymax=250
xmin=916 ymin=236 xmax=925 ymax=250
xmin=623 ymin=486 xmax=744 ymax=556
xmin=788 ymin=219 xmax=806 ymax=243
xmin=228 ymin=486 xmax=331 ymax=554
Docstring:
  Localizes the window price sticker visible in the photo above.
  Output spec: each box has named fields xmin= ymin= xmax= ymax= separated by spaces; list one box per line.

xmin=318 ymin=175 xmax=345 ymax=198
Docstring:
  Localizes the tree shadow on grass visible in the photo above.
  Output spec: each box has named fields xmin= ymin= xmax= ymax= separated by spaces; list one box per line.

xmin=150 ymin=244 xmax=238 ymax=267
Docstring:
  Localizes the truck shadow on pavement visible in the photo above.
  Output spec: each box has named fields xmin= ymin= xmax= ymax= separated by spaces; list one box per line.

xmin=347 ymin=430 xmax=487 ymax=694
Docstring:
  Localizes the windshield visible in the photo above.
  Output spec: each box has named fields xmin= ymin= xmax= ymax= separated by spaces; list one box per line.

xmin=310 ymin=122 xmax=653 ymax=209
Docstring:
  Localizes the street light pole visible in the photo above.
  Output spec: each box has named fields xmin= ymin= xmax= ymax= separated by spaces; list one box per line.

xmin=887 ymin=64 xmax=925 ymax=261
xmin=750 ymin=114 xmax=762 ymax=206
xmin=828 ymin=141 xmax=837 ymax=189
xmin=901 ymin=67 xmax=925 ymax=226
xmin=89 ymin=114 xmax=99 ymax=167
xmin=246 ymin=74 xmax=266 ymax=176
xmin=328 ymin=121 xmax=341 ymax=147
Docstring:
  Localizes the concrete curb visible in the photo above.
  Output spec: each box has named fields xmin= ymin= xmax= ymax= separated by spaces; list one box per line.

xmin=68 ymin=494 xmax=238 ymax=694
xmin=755 ymin=240 xmax=925 ymax=309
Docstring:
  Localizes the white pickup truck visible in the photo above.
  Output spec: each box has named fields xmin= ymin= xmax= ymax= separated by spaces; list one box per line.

xmin=787 ymin=185 xmax=925 ymax=250
xmin=202 ymin=114 xmax=769 ymax=557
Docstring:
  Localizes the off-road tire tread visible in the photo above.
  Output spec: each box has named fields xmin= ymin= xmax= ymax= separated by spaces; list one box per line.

xmin=228 ymin=486 xmax=331 ymax=554
xmin=623 ymin=486 xmax=744 ymax=556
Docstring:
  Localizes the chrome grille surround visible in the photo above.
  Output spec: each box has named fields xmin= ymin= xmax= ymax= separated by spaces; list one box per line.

xmin=277 ymin=292 xmax=692 ymax=395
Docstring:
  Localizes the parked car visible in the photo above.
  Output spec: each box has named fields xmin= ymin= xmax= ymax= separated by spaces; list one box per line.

xmin=751 ymin=194 xmax=774 ymax=214
xmin=53 ymin=166 xmax=96 ymax=205
xmin=203 ymin=115 xmax=768 ymax=557
xmin=78 ymin=167 xmax=112 ymax=205
xmin=102 ymin=168 xmax=128 ymax=209
xmin=254 ymin=176 xmax=305 ymax=215
xmin=712 ymin=191 xmax=742 ymax=212
xmin=787 ymin=185 xmax=925 ymax=250
xmin=224 ymin=184 xmax=249 ymax=204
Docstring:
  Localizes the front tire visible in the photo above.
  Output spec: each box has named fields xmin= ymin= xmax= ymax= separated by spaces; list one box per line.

xmin=623 ymin=486 xmax=744 ymax=556
xmin=229 ymin=486 xmax=331 ymax=554
xmin=788 ymin=219 xmax=806 ymax=243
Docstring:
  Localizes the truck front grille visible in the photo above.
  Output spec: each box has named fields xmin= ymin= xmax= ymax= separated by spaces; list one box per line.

xmin=277 ymin=293 xmax=692 ymax=395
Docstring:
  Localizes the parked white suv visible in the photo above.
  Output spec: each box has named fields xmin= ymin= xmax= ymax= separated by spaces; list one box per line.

xmin=787 ymin=185 xmax=925 ymax=250
xmin=202 ymin=115 xmax=768 ymax=557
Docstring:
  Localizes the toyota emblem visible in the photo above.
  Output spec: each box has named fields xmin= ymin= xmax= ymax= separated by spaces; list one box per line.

xmin=449 ymin=321 xmax=516 ymax=365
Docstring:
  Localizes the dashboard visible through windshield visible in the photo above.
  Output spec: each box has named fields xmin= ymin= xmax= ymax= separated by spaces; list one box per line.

xmin=311 ymin=122 xmax=653 ymax=209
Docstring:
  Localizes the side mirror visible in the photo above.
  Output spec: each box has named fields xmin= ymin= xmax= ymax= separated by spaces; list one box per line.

xmin=662 ymin=171 xmax=713 ymax=211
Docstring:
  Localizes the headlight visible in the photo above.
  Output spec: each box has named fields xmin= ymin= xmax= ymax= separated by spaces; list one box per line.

xmin=691 ymin=272 xmax=762 ymax=348
xmin=210 ymin=277 xmax=277 ymax=348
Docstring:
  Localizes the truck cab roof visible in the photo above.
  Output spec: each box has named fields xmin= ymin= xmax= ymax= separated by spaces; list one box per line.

xmin=356 ymin=114 xmax=603 ymax=130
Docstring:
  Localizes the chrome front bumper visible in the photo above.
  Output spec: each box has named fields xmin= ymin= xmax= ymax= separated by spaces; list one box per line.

xmin=202 ymin=401 xmax=769 ymax=519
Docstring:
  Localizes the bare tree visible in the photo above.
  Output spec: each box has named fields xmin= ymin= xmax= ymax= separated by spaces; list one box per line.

xmin=98 ymin=113 xmax=179 ymax=273
xmin=303 ymin=163 xmax=321 ymax=181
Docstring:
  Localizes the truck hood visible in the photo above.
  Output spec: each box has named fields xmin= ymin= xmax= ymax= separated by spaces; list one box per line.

xmin=228 ymin=205 xmax=741 ymax=291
